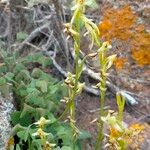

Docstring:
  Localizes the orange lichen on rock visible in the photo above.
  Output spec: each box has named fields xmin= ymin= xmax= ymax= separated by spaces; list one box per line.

xmin=132 ymin=49 xmax=150 ymax=66
xmin=114 ymin=57 xmax=128 ymax=70
xmin=128 ymin=123 xmax=147 ymax=150
xmin=129 ymin=123 xmax=145 ymax=133
xmin=98 ymin=5 xmax=136 ymax=41
xmin=131 ymin=27 xmax=150 ymax=66
xmin=98 ymin=5 xmax=150 ymax=66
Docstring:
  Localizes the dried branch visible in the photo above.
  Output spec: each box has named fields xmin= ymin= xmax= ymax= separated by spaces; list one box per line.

xmin=18 ymin=23 xmax=50 ymax=52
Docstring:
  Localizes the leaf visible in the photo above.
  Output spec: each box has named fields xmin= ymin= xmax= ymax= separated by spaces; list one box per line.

xmin=31 ymin=68 xmax=43 ymax=78
xmin=10 ymin=124 xmax=26 ymax=137
xmin=0 ymin=77 xmax=6 ymax=85
xmin=55 ymin=125 xmax=73 ymax=146
xmin=0 ymin=48 xmax=7 ymax=58
xmin=48 ymin=84 xmax=59 ymax=95
xmin=45 ymin=112 xmax=57 ymax=124
xmin=85 ymin=0 xmax=98 ymax=9
xmin=10 ymin=111 xmax=32 ymax=126
xmin=17 ymin=32 xmax=28 ymax=41
xmin=61 ymin=146 xmax=72 ymax=150
xmin=16 ymin=82 xmax=28 ymax=97
xmin=16 ymin=144 xmax=21 ymax=150
xmin=26 ymin=94 xmax=46 ymax=108
xmin=20 ymin=103 xmax=36 ymax=118
xmin=78 ymin=130 xmax=91 ymax=140
xmin=0 ymin=65 xmax=7 ymax=74
xmin=13 ymin=63 xmax=26 ymax=74
xmin=27 ymin=87 xmax=36 ymax=93
xmin=15 ymin=70 xmax=31 ymax=83
xmin=35 ymin=108 xmax=47 ymax=118
xmin=5 ymin=72 xmax=14 ymax=82
xmin=38 ymin=57 xmax=52 ymax=68
xmin=116 ymin=92 xmax=125 ymax=121
xmin=36 ymin=80 xmax=48 ymax=93
xmin=0 ymin=84 xmax=10 ymax=97
xmin=17 ymin=129 xmax=29 ymax=142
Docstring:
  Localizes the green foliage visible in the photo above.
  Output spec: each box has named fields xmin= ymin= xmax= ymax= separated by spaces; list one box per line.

xmin=0 ymin=50 xmax=89 ymax=149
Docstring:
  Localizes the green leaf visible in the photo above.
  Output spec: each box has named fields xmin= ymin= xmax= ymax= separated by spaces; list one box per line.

xmin=36 ymin=80 xmax=47 ymax=93
xmin=16 ymin=144 xmax=21 ymax=150
xmin=13 ymin=63 xmax=26 ymax=74
xmin=41 ymin=72 xmax=55 ymax=82
xmin=46 ymin=112 xmax=57 ymax=124
xmin=0 ymin=84 xmax=10 ymax=97
xmin=17 ymin=32 xmax=28 ymax=41
xmin=15 ymin=70 xmax=30 ymax=83
xmin=61 ymin=146 xmax=72 ymax=150
xmin=17 ymin=129 xmax=29 ymax=142
xmin=0 ymin=77 xmax=6 ymax=85
xmin=32 ymin=52 xmax=44 ymax=62
xmin=5 ymin=72 xmax=14 ymax=82
xmin=0 ymin=65 xmax=7 ymax=74
xmin=78 ymin=130 xmax=91 ymax=140
xmin=0 ymin=48 xmax=7 ymax=58
xmin=16 ymin=82 xmax=28 ymax=97
xmin=31 ymin=68 xmax=43 ymax=79
xmin=10 ymin=111 xmax=32 ymax=126
xmin=26 ymin=94 xmax=46 ymax=108
xmin=10 ymin=124 xmax=26 ymax=137
xmin=35 ymin=108 xmax=47 ymax=118
xmin=85 ymin=0 xmax=98 ymax=9
xmin=20 ymin=103 xmax=36 ymax=118
xmin=37 ymin=56 xmax=52 ymax=68
xmin=48 ymin=84 xmax=59 ymax=95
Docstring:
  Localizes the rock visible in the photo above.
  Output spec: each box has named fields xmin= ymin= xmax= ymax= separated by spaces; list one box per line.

xmin=0 ymin=93 xmax=15 ymax=150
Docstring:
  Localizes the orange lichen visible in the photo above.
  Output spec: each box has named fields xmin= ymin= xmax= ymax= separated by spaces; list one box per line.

xmin=98 ymin=5 xmax=150 ymax=66
xmin=98 ymin=5 xmax=136 ymax=41
xmin=132 ymin=49 xmax=150 ymax=65
xmin=129 ymin=123 xmax=145 ymax=132
xmin=131 ymin=29 xmax=150 ymax=65
xmin=114 ymin=57 xmax=127 ymax=70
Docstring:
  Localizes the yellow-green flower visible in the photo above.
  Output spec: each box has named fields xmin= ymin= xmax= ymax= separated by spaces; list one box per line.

xmin=32 ymin=128 xmax=49 ymax=139
xmin=34 ymin=117 xmax=51 ymax=128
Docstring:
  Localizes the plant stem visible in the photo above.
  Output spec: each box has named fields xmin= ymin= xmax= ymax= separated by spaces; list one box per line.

xmin=95 ymin=53 xmax=107 ymax=150
xmin=70 ymin=26 xmax=80 ymax=150
xmin=95 ymin=78 xmax=106 ymax=150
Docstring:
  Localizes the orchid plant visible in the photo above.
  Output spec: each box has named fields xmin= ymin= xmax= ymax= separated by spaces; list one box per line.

xmin=61 ymin=0 xmax=117 ymax=149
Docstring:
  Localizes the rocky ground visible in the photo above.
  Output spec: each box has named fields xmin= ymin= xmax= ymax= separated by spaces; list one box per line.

xmin=0 ymin=94 xmax=15 ymax=150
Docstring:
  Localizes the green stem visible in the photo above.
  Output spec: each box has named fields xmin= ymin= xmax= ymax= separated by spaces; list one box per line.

xmin=95 ymin=53 xmax=107 ymax=150
xmin=70 ymin=34 xmax=80 ymax=150
xmin=95 ymin=78 xmax=106 ymax=150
